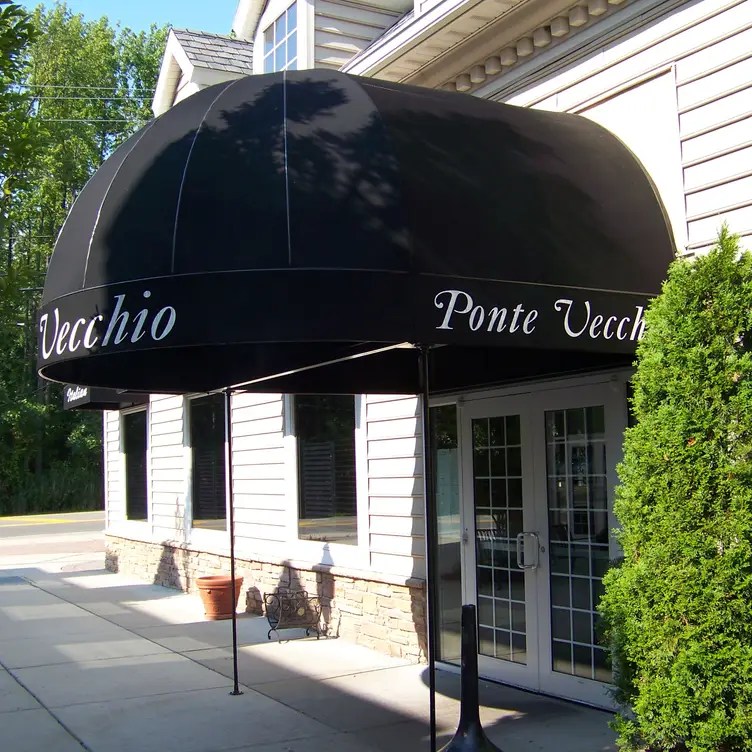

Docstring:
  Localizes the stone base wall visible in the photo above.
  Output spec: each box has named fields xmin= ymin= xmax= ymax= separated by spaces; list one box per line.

xmin=105 ymin=535 xmax=427 ymax=663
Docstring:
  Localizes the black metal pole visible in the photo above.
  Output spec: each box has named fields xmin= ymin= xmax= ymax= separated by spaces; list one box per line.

xmin=440 ymin=605 xmax=504 ymax=751
xmin=224 ymin=388 xmax=242 ymax=696
xmin=419 ymin=345 xmax=438 ymax=751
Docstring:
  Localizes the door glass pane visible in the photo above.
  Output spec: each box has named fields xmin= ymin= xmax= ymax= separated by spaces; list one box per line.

xmin=474 ymin=415 xmax=526 ymax=665
xmin=432 ymin=404 xmax=461 ymax=663
xmin=545 ymin=405 xmax=612 ymax=683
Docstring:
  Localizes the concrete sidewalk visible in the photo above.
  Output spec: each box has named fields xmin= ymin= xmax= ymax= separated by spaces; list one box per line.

xmin=0 ymin=563 xmax=618 ymax=752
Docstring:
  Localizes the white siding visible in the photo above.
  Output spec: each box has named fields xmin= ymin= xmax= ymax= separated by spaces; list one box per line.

xmin=149 ymin=395 xmax=186 ymax=541
xmin=231 ymin=392 xmax=288 ymax=553
xmin=365 ymin=394 xmax=424 ymax=578
xmin=500 ymin=0 xmax=752 ymax=256
xmin=104 ymin=410 xmax=123 ymax=522
xmin=104 ymin=389 xmax=428 ymax=583
xmin=314 ymin=0 xmax=402 ymax=69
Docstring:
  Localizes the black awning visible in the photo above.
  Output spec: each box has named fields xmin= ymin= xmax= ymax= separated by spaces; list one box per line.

xmin=39 ymin=71 xmax=676 ymax=728
xmin=38 ymin=70 xmax=674 ymax=394
xmin=63 ymin=384 xmax=149 ymax=411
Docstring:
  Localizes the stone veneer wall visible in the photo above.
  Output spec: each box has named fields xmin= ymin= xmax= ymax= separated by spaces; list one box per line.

xmin=105 ymin=535 xmax=427 ymax=662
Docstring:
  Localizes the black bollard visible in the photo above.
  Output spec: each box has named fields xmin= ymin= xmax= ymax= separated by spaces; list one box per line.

xmin=439 ymin=604 xmax=505 ymax=752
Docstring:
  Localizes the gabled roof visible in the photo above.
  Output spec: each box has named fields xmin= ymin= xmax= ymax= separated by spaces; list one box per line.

xmin=171 ymin=29 xmax=254 ymax=75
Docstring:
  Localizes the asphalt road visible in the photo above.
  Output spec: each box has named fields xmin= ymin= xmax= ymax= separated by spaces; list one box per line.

xmin=0 ymin=510 xmax=105 ymax=539
xmin=0 ymin=511 xmax=105 ymax=562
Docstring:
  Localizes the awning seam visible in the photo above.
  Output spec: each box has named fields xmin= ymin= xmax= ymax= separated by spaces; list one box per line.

xmin=171 ymin=78 xmax=242 ymax=274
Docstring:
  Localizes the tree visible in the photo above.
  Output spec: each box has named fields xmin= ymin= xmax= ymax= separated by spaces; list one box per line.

xmin=0 ymin=1 xmax=35 ymax=78
xmin=599 ymin=226 xmax=752 ymax=751
xmin=0 ymin=2 xmax=167 ymax=515
xmin=0 ymin=2 xmax=38 ymax=244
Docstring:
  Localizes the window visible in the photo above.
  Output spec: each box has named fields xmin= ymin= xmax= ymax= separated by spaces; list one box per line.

xmin=123 ymin=408 xmax=148 ymax=521
xmin=294 ymin=395 xmax=357 ymax=545
xmin=263 ymin=2 xmax=297 ymax=72
xmin=189 ymin=394 xmax=227 ymax=532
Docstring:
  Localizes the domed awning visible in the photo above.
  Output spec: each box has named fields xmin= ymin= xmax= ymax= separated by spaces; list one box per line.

xmin=37 ymin=69 xmax=674 ymax=394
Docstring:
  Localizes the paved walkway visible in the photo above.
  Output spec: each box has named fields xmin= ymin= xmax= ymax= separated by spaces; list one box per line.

xmin=0 ymin=559 xmax=618 ymax=752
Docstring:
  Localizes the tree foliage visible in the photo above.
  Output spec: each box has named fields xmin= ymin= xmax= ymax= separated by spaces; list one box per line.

xmin=0 ymin=1 xmax=38 ymax=235
xmin=599 ymin=226 xmax=752 ymax=751
xmin=0 ymin=2 xmax=167 ymax=515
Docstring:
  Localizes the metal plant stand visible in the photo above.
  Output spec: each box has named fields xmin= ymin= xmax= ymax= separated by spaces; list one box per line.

xmin=263 ymin=589 xmax=322 ymax=639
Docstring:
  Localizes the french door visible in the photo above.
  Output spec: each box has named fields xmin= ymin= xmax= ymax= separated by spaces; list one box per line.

xmin=459 ymin=382 xmax=626 ymax=707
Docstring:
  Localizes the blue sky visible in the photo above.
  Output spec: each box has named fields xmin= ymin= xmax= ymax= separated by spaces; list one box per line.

xmin=23 ymin=0 xmax=240 ymax=34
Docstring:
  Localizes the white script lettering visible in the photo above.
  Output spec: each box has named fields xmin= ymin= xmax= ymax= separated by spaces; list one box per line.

xmin=434 ymin=289 xmax=538 ymax=337
xmin=39 ymin=290 xmax=177 ymax=361
xmin=65 ymin=386 xmax=88 ymax=402
xmin=554 ymin=299 xmax=646 ymax=342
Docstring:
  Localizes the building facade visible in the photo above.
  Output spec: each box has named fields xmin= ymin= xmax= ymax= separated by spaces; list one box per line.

xmin=102 ymin=0 xmax=752 ymax=709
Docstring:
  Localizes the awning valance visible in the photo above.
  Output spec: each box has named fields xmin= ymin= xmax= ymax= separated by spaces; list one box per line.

xmin=37 ymin=70 xmax=674 ymax=393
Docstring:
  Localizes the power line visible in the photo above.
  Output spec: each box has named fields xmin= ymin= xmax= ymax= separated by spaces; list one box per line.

xmin=32 ymin=96 xmax=151 ymax=101
xmin=38 ymin=118 xmax=145 ymax=122
xmin=17 ymin=83 xmax=155 ymax=91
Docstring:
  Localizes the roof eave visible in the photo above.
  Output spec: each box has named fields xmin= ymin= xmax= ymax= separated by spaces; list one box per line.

xmin=232 ymin=0 xmax=266 ymax=40
xmin=152 ymin=30 xmax=196 ymax=117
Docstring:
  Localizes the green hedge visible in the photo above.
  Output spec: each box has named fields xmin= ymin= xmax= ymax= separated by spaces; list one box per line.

xmin=599 ymin=226 xmax=752 ymax=751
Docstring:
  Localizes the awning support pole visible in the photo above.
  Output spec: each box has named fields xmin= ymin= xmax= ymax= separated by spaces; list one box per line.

xmin=418 ymin=345 xmax=438 ymax=751
xmin=225 ymin=388 xmax=243 ymax=697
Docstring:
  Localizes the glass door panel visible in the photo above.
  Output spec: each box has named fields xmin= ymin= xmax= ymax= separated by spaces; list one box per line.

xmin=544 ymin=405 xmax=611 ymax=683
xmin=473 ymin=414 xmax=527 ymax=665
xmin=461 ymin=394 xmax=539 ymax=692
xmin=533 ymin=381 xmax=625 ymax=708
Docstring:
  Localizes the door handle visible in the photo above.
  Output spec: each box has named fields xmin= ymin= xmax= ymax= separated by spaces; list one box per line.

xmin=516 ymin=532 xmax=540 ymax=570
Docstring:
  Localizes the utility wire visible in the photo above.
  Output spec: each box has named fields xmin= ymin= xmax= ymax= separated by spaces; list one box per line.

xmin=37 ymin=118 xmax=144 ymax=123
xmin=31 ymin=96 xmax=151 ymax=101
xmin=16 ymin=83 xmax=155 ymax=91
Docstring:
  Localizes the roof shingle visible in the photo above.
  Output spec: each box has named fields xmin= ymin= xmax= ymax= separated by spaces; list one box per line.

xmin=173 ymin=29 xmax=254 ymax=75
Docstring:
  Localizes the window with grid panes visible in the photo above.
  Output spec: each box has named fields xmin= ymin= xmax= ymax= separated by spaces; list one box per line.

xmin=263 ymin=3 xmax=297 ymax=72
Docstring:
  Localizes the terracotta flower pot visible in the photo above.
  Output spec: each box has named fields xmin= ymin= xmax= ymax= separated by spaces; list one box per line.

xmin=196 ymin=575 xmax=244 ymax=621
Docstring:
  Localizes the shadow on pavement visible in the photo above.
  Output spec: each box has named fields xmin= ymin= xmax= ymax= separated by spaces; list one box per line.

xmin=0 ymin=563 xmax=617 ymax=752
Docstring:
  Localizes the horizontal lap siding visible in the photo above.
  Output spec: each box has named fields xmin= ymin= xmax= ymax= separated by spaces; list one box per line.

xmin=677 ymin=11 xmax=752 ymax=254
xmin=231 ymin=393 xmax=287 ymax=554
xmin=150 ymin=395 xmax=186 ymax=540
xmin=314 ymin=0 xmax=400 ymax=69
xmin=365 ymin=395 xmax=424 ymax=578
xmin=502 ymin=0 xmax=752 ymax=256
xmin=104 ymin=411 xmax=123 ymax=523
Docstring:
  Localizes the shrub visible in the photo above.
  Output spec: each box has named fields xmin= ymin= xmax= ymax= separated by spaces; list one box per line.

xmin=599 ymin=226 xmax=752 ymax=752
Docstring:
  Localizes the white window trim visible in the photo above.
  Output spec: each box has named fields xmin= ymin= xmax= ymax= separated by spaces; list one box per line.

xmin=111 ymin=404 xmax=152 ymax=538
xmin=103 ymin=411 xmax=111 ymax=533
xmin=283 ymin=394 xmax=369 ymax=570
xmin=184 ymin=393 xmax=231 ymax=551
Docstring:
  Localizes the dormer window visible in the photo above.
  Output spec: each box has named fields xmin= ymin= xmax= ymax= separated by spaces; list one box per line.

xmin=264 ymin=2 xmax=298 ymax=72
